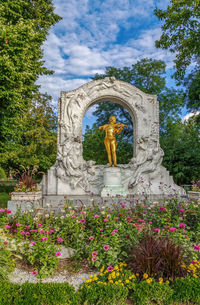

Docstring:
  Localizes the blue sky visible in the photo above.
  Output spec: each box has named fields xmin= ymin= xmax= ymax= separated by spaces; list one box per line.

xmin=37 ymin=0 xmax=186 ymax=130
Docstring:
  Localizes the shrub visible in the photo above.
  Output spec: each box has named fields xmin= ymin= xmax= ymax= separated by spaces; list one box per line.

xmin=0 ymin=167 xmax=6 ymax=179
xmin=0 ymin=282 xmax=80 ymax=305
xmin=130 ymin=280 xmax=173 ymax=305
xmin=172 ymin=277 xmax=200 ymax=304
xmin=130 ymin=234 xmax=187 ymax=280
xmin=79 ymin=282 xmax=128 ymax=305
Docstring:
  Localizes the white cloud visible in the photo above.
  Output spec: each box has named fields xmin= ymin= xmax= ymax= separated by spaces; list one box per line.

xmin=38 ymin=0 xmax=173 ymax=105
xmin=182 ymin=111 xmax=200 ymax=122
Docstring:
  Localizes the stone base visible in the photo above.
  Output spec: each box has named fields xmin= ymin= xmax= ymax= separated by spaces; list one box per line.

xmin=188 ymin=191 xmax=200 ymax=201
xmin=11 ymin=191 xmax=42 ymax=201
xmin=101 ymin=167 xmax=128 ymax=197
xmin=7 ymin=200 xmax=42 ymax=214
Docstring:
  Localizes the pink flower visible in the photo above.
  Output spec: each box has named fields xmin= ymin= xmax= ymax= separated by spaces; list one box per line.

xmin=121 ymin=204 xmax=126 ymax=208
xmin=103 ymin=245 xmax=110 ymax=251
xmin=49 ymin=229 xmax=54 ymax=233
xmin=194 ymin=245 xmax=200 ymax=251
xmin=6 ymin=209 xmax=11 ymax=214
xmin=104 ymin=218 xmax=109 ymax=222
xmin=5 ymin=225 xmax=11 ymax=229
xmin=160 ymin=206 xmax=166 ymax=211
xmin=107 ymin=266 xmax=113 ymax=272
xmin=154 ymin=228 xmax=160 ymax=233
xmin=111 ymin=232 xmax=115 ymax=235
xmin=80 ymin=211 xmax=85 ymax=214
xmin=32 ymin=270 xmax=38 ymax=276
xmin=127 ymin=216 xmax=131 ymax=219
xmin=41 ymin=237 xmax=48 ymax=241
xmin=100 ymin=228 xmax=104 ymax=231
xmin=0 ymin=209 xmax=5 ymax=212
xmin=31 ymin=242 xmax=36 ymax=245
xmin=20 ymin=231 xmax=25 ymax=235
xmin=79 ymin=219 xmax=86 ymax=223
xmin=37 ymin=224 xmax=42 ymax=227
xmin=3 ymin=241 xmax=8 ymax=245
xmin=25 ymin=226 xmax=30 ymax=229
xmin=16 ymin=223 xmax=22 ymax=227
xmin=179 ymin=223 xmax=186 ymax=229
xmin=89 ymin=236 xmax=94 ymax=240
xmin=92 ymin=256 xmax=97 ymax=261
xmin=94 ymin=214 xmax=99 ymax=218
xmin=149 ymin=221 xmax=153 ymax=224
xmin=164 ymin=226 xmax=169 ymax=229
xmin=92 ymin=251 xmax=97 ymax=257
xmin=57 ymin=237 xmax=63 ymax=243
xmin=71 ymin=215 xmax=76 ymax=218
xmin=25 ymin=232 xmax=30 ymax=235
xmin=39 ymin=229 xmax=45 ymax=233
xmin=169 ymin=227 xmax=177 ymax=232
xmin=179 ymin=208 xmax=184 ymax=212
xmin=56 ymin=252 xmax=61 ymax=256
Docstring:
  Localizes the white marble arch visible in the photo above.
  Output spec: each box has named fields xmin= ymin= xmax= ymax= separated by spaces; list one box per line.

xmin=42 ymin=77 xmax=185 ymax=199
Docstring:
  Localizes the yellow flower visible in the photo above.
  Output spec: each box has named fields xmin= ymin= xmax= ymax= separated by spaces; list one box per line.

xmin=100 ymin=273 xmax=103 ymax=276
xmin=109 ymin=280 xmax=113 ymax=283
xmin=166 ymin=280 xmax=170 ymax=284
xmin=158 ymin=277 xmax=163 ymax=283
xmin=115 ymin=281 xmax=118 ymax=285
xmin=114 ymin=266 xmax=119 ymax=270
xmin=143 ymin=273 xmax=148 ymax=279
xmin=136 ymin=273 xmax=139 ymax=277
xmin=116 ymin=272 xmax=120 ymax=277
xmin=146 ymin=278 xmax=152 ymax=284
xmin=90 ymin=275 xmax=93 ymax=278
xmin=100 ymin=266 xmax=105 ymax=273
xmin=125 ymin=280 xmax=130 ymax=284
xmin=193 ymin=274 xmax=198 ymax=278
xmin=118 ymin=280 xmax=122 ymax=283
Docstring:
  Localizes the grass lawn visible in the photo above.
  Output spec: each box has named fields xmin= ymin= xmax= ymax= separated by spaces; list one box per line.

xmin=0 ymin=192 xmax=10 ymax=208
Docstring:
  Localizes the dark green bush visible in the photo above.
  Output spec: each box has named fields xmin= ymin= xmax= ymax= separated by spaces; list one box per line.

xmin=0 ymin=282 xmax=80 ymax=305
xmin=172 ymin=277 xmax=200 ymax=304
xmin=79 ymin=282 xmax=129 ymax=305
xmin=130 ymin=280 xmax=173 ymax=305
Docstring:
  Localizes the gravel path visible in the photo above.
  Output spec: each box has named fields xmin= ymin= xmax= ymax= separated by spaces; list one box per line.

xmin=9 ymin=268 xmax=97 ymax=291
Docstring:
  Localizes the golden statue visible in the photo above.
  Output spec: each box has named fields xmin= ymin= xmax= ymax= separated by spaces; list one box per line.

xmin=99 ymin=116 xmax=128 ymax=167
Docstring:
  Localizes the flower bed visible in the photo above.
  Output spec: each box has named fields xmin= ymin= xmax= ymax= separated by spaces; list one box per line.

xmin=0 ymin=197 xmax=200 ymax=304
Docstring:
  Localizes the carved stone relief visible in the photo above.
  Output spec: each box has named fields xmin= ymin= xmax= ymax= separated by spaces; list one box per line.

xmin=43 ymin=77 xmax=185 ymax=197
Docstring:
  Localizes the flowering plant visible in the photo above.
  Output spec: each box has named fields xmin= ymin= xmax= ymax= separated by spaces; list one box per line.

xmin=13 ymin=165 xmax=42 ymax=192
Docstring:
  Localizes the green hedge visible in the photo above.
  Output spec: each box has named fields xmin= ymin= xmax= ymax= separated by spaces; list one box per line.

xmin=0 ymin=278 xmax=200 ymax=305
xmin=0 ymin=282 xmax=80 ymax=305
xmin=79 ymin=282 xmax=129 ymax=305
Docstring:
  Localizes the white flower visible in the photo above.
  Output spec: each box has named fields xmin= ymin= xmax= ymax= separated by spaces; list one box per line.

xmin=45 ymin=214 xmax=50 ymax=218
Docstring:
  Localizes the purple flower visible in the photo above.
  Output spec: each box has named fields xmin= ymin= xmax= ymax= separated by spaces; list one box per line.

xmin=179 ymin=223 xmax=186 ymax=229
xmin=160 ymin=206 xmax=166 ymax=211
xmin=57 ymin=237 xmax=63 ymax=242
xmin=56 ymin=252 xmax=61 ymax=256
xmin=92 ymin=251 xmax=97 ymax=257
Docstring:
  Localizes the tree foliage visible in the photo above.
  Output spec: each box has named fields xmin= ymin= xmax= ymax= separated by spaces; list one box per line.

xmin=0 ymin=0 xmax=61 ymax=172
xmin=154 ymin=0 xmax=200 ymax=80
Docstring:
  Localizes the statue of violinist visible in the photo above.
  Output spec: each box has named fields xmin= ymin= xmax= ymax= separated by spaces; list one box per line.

xmin=99 ymin=115 xmax=128 ymax=167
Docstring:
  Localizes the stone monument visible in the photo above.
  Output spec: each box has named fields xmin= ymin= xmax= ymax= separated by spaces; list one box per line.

xmin=41 ymin=77 xmax=185 ymax=203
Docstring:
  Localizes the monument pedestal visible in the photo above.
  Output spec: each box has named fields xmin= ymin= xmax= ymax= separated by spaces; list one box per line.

xmin=101 ymin=167 xmax=128 ymax=197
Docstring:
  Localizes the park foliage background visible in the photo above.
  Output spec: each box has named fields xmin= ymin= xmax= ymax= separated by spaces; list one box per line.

xmin=0 ymin=0 xmax=199 ymax=185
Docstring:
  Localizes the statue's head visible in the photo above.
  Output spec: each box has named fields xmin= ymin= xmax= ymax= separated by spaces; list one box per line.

xmin=109 ymin=115 xmax=116 ymax=123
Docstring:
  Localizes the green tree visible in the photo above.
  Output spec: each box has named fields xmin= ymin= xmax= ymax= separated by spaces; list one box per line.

xmin=0 ymin=0 xmax=61 ymax=155
xmin=184 ymin=68 xmax=200 ymax=111
xmin=154 ymin=0 xmax=200 ymax=80
xmin=0 ymin=93 xmax=57 ymax=172
xmin=161 ymin=117 xmax=200 ymax=184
